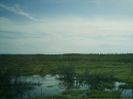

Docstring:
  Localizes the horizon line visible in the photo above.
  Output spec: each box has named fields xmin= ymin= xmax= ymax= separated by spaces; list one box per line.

xmin=0 ymin=53 xmax=133 ymax=55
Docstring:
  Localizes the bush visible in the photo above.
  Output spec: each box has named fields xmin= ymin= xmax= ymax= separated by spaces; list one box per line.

xmin=103 ymin=82 xmax=114 ymax=89
xmin=0 ymin=66 xmax=34 ymax=98
xmin=58 ymin=65 xmax=75 ymax=89
xmin=82 ymin=70 xmax=115 ymax=90
xmin=119 ymin=84 xmax=133 ymax=89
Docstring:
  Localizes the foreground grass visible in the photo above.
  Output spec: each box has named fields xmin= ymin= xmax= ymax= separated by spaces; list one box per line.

xmin=86 ymin=90 xmax=120 ymax=98
xmin=43 ymin=90 xmax=120 ymax=98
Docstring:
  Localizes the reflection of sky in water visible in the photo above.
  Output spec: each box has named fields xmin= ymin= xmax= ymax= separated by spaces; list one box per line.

xmin=105 ymin=82 xmax=133 ymax=98
xmin=14 ymin=75 xmax=133 ymax=98
xmin=121 ymin=89 xmax=133 ymax=98
xmin=113 ymin=82 xmax=133 ymax=98
xmin=113 ymin=82 xmax=125 ymax=90
xmin=16 ymin=75 xmax=65 ymax=98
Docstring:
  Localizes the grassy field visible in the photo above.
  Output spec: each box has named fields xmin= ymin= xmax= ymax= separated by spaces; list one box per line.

xmin=0 ymin=53 xmax=133 ymax=82
xmin=0 ymin=53 xmax=133 ymax=98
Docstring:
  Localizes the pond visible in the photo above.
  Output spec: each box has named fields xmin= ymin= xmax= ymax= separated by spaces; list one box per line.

xmin=12 ymin=74 xmax=65 ymax=98
xmin=12 ymin=74 xmax=133 ymax=98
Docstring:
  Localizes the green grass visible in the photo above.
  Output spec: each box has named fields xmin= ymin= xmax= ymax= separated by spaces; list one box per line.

xmin=87 ymin=90 xmax=120 ymax=98
xmin=62 ymin=90 xmax=84 ymax=96
xmin=43 ymin=90 xmax=120 ymax=98
xmin=0 ymin=54 xmax=133 ymax=98
xmin=43 ymin=91 xmax=84 ymax=99
xmin=1 ymin=54 xmax=133 ymax=81
xmin=103 ymin=82 xmax=115 ymax=89
xmin=119 ymin=84 xmax=133 ymax=89
xmin=43 ymin=95 xmax=69 ymax=99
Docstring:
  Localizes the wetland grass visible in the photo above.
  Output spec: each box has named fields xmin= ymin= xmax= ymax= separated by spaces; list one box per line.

xmin=0 ymin=53 xmax=133 ymax=98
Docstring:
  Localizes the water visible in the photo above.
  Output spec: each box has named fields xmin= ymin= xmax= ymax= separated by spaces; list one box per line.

xmin=12 ymin=75 xmax=133 ymax=98
xmin=12 ymin=74 xmax=65 ymax=98
xmin=105 ymin=82 xmax=133 ymax=98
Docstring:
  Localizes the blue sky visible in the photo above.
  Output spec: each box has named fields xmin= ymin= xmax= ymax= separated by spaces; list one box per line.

xmin=0 ymin=0 xmax=133 ymax=54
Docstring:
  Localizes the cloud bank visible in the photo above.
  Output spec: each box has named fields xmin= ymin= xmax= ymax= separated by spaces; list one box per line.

xmin=0 ymin=16 xmax=133 ymax=54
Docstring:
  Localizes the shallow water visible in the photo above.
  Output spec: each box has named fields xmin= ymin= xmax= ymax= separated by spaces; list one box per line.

xmin=12 ymin=75 xmax=133 ymax=98
xmin=18 ymin=75 xmax=65 ymax=98
xmin=105 ymin=82 xmax=133 ymax=98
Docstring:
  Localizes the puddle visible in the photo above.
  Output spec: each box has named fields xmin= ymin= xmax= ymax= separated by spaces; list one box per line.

xmin=12 ymin=74 xmax=65 ymax=98
xmin=121 ymin=89 xmax=133 ymax=97
xmin=113 ymin=82 xmax=125 ymax=90
xmin=12 ymin=75 xmax=133 ymax=98
xmin=105 ymin=82 xmax=133 ymax=98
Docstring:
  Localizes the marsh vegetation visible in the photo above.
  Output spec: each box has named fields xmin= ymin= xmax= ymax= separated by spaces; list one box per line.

xmin=0 ymin=53 xmax=133 ymax=98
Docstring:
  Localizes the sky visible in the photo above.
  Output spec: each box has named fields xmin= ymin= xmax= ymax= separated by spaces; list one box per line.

xmin=0 ymin=0 xmax=133 ymax=54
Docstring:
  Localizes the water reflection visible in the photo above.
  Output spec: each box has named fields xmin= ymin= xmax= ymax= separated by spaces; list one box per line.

xmin=19 ymin=75 xmax=65 ymax=98
xmin=104 ymin=82 xmax=133 ymax=98
xmin=13 ymin=75 xmax=133 ymax=98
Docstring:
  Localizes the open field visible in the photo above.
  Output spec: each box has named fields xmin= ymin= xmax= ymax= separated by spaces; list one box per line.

xmin=0 ymin=53 xmax=133 ymax=98
xmin=1 ymin=53 xmax=133 ymax=82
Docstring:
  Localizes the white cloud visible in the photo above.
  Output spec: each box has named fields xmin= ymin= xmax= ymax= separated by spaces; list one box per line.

xmin=0 ymin=4 xmax=38 ymax=21
xmin=0 ymin=16 xmax=133 ymax=54
xmin=1 ymin=16 xmax=133 ymax=36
